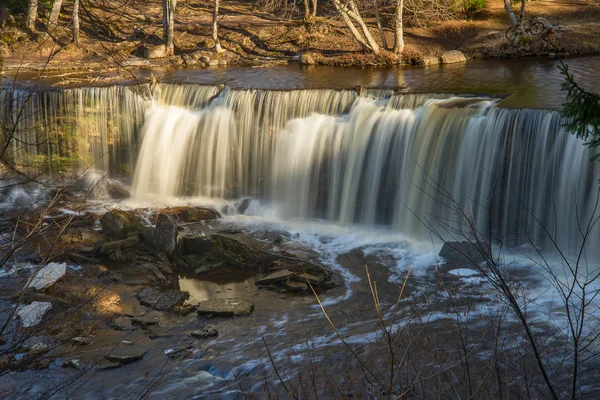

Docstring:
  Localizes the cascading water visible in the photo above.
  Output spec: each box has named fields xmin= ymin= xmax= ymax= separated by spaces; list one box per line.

xmin=1 ymin=83 xmax=597 ymax=257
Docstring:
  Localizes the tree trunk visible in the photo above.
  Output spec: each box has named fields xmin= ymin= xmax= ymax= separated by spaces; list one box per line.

xmin=26 ymin=0 xmax=38 ymax=31
xmin=348 ymin=1 xmax=381 ymax=54
xmin=162 ymin=0 xmax=176 ymax=56
xmin=503 ymin=0 xmax=518 ymax=27
xmin=331 ymin=0 xmax=380 ymax=54
xmin=311 ymin=0 xmax=317 ymax=18
xmin=393 ymin=0 xmax=404 ymax=54
xmin=303 ymin=0 xmax=310 ymax=19
xmin=373 ymin=0 xmax=388 ymax=50
xmin=72 ymin=0 xmax=79 ymax=44
xmin=331 ymin=0 xmax=369 ymax=51
xmin=519 ymin=0 xmax=527 ymax=28
xmin=48 ymin=0 xmax=63 ymax=31
xmin=212 ymin=0 xmax=224 ymax=53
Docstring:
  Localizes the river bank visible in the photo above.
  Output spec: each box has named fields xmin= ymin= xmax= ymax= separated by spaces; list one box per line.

xmin=1 ymin=0 xmax=600 ymax=73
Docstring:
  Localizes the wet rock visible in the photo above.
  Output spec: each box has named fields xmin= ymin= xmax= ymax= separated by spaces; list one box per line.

xmin=0 ymin=337 xmax=6 ymax=346
xmin=26 ymin=262 xmax=67 ymax=290
xmin=200 ymin=55 xmax=210 ymax=63
xmin=12 ymin=194 xmax=33 ymax=208
xmin=152 ymin=213 xmax=180 ymax=253
xmin=255 ymin=269 xmax=295 ymax=286
xmin=299 ymin=53 xmax=316 ymax=65
xmin=283 ymin=281 xmax=308 ymax=292
xmin=197 ymin=298 xmax=254 ymax=316
xmin=295 ymin=272 xmax=324 ymax=286
xmin=98 ymin=235 xmax=140 ymax=255
xmin=418 ymin=55 xmax=440 ymax=66
xmin=95 ymin=360 xmax=121 ymax=370
xmin=180 ymin=234 xmax=214 ymax=256
xmin=218 ymin=59 xmax=228 ymax=66
xmin=17 ymin=302 xmax=52 ymax=327
xmin=439 ymin=241 xmax=487 ymax=264
xmin=235 ymin=198 xmax=254 ymax=214
xmin=100 ymin=210 xmax=143 ymax=239
xmin=106 ymin=180 xmax=130 ymax=199
xmin=191 ymin=328 xmax=218 ymax=339
xmin=140 ymin=263 xmax=167 ymax=282
xmin=208 ymin=59 xmax=219 ymax=66
xmin=194 ymin=261 xmax=223 ymax=275
xmin=143 ymin=44 xmax=167 ymax=59
xmin=441 ymin=50 xmax=467 ymax=64
xmin=131 ymin=315 xmax=159 ymax=326
xmin=105 ymin=347 xmax=148 ymax=364
xmin=160 ymin=206 xmax=220 ymax=223
xmin=72 ymin=336 xmax=93 ymax=346
xmin=136 ymin=287 xmax=189 ymax=311
xmin=62 ymin=359 xmax=82 ymax=369
xmin=156 ymin=263 xmax=173 ymax=275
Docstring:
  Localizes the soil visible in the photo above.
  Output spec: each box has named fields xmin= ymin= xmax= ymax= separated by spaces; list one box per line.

xmin=1 ymin=0 xmax=599 ymax=77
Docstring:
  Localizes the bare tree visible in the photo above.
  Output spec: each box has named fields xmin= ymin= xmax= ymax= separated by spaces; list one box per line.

xmin=302 ymin=0 xmax=317 ymax=20
xmin=331 ymin=0 xmax=381 ymax=54
xmin=26 ymin=0 xmax=38 ymax=31
xmin=503 ymin=0 xmax=520 ymax=27
xmin=393 ymin=0 xmax=404 ymax=54
xmin=212 ymin=0 xmax=224 ymax=53
xmin=373 ymin=0 xmax=388 ymax=49
xmin=162 ymin=0 xmax=176 ymax=56
xmin=48 ymin=0 xmax=63 ymax=32
xmin=72 ymin=0 xmax=80 ymax=44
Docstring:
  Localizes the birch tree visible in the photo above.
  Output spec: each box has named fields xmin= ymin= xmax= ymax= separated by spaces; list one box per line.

xmin=26 ymin=0 xmax=38 ymax=31
xmin=162 ymin=0 xmax=177 ymax=56
xmin=393 ymin=0 xmax=404 ymax=54
xmin=330 ymin=0 xmax=381 ymax=54
xmin=72 ymin=0 xmax=80 ymax=44
xmin=48 ymin=0 xmax=63 ymax=31
xmin=303 ymin=0 xmax=317 ymax=20
xmin=212 ymin=0 xmax=224 ymax=53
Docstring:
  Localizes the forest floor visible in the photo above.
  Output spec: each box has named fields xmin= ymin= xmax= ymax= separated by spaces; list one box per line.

xmin=1 ymin=0 xmax=600 ymax=75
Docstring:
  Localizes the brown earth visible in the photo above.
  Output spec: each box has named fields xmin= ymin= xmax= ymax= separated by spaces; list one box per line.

xmin=0 ymin=0 xmax=599 ymax=75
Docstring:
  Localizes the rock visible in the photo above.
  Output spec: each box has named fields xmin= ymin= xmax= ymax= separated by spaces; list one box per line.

xmin=156 ymin=263 xmax=173 ymax=275
xmin=72 ymin=337 xmax=93 ymax=346
xmin=438 ymin=241 xmax=488 ymax=264
xmin=17 ymin=302 xmax=52 ymax=328
xmin=62 ymin=359 xmax=82 ymax=369
xmin=152 ymin=213 xmax=180 ymax=253
xmin=255 ymin=269 xmax=295 ymax=286
xmin=283 ymin=281 xmax=308 ymax=292
xmin=98 ymin=235 xmax=140 ymax=255
xmin=419 ymin=55 xmax=440 ymax=66
xmin=196 ymin=298 xmax=254 ymax=316
xmin=208 ymin=59 xmax=219 ymax=66
xmin=143 ymin=45 xmax=167 ymax=59
xmin=180 ymin=234 xmax=214 ymax=256
xmin=295 ymin=272 xmax=324 ymax=286
xmin=12 ymin=194 xmax=33 ymax=208
xmin=26 ymin=262 xmax=66 ymax=290
xmin=105 ymin=347 xmax=148 ymax=364
xmin=200 ymin=55 xmax=210 ymax=64
xmin=95 ymin=360 xmax=121 ymax=370
xmin=141 ymin=263 xmax=167 ymax=282
xmin=441 ymin=50 xmax=467 ymax=64
xmin=100 ymin=210 xmax=143 ymax=239
xmin=131 ymin=316 xmax=159 ymax=326
xmin=106 ymin=180 xmax=130 ymax=199
xmin=299 ymin=53 xmax=316 ymax=65
xmin=218 ymin=59 xmax=228 ymax=66
xmin=191 ymin=328 xmax=218 ymax=339
xmin=136 ymin=287 xmax=189 ymax=311
xmin=235 ymin=198 xmax=254 ymax=214
xmin=160 ymin=206 xmax=220 ymax=223
xmin=0 ymin=337 xmax=6 ymax=346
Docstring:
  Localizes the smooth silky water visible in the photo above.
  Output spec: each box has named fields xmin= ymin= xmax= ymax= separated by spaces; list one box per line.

xmin=2 ymin=58 xmax=600 ymax=397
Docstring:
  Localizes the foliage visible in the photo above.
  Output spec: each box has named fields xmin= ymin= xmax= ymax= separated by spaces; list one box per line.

xmin=559 ymin=60 xmax=600 ymax=157
xmin=461 ymin=0 xmax=487 ymax=12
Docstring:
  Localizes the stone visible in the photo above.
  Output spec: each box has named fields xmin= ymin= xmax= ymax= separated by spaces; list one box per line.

xmin=95 ymin=360 xmax=121 ymax=370
xmin=255 ymin=269 xmax=295 ymax=286
xmin=156 ymin=263 xmax=173 ymax=275
xmin=143 ymin=45 xmax=167 ymax=59
xmin=106 ymin=180 xmax=130 ymax=199
xmin=419 ymin=55 xmax=440 ymax=66
xmin=196 ymin=298 xmax=254 ymax=316
xmin=295 ymin=272 xmax=324 ymax=286
xmin=26 ymin=262 xmax=66 ymax=290
xmin=131 ymin=316 xmax=159 ymax=326
xmin=72 ymin=336 xmax=93 ymax=346
xmin=161 ymin=206 xmax=220 ymax=223
xmin=136 ymin=287 xmax=189 ymax=311
xmin=17 ymin=302 xmax=52 ymax=327
xmin=218 ymin=59 xmax=228 ymax=65
xmin=283 ymin=281 xmax=308 ymax=292
xmin=105 ymin=347 xmax=148 ymax=364
xmin=152 ymin=213 xmax=180 ymax=253
xmin=100 ymin=210 xmax=143 ymax=239
xmin=191 ymin=328 xmax=218 ymax=339
xmin=299 ymin=53 xmax=316 ymax=65
xmin=180 ymin=234 xmax=214 ymax=256
xmin=235 ymin=198 xmax=254 ymax=214
xmin=200 ymin=55 xmax=210 ymax=64
xmin=62 ymin=359 xmax=82 ymax=369
xmin=208 ymin=59 xmax=219 ymax=66
xmin=438 ymin=241 xmax=488 ymax=264
xmin=441 ymin=50 xmax=467 ymax=64
xmin=12 ymin=194 xmax=33 ymax=208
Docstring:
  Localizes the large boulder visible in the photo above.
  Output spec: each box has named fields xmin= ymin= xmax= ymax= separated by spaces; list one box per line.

xmin=418 ymin=55 xmax=440 ymax=66
xmin=299 ymin=53 xmax=316 ymax=65
xmin=441 ymin=50 xmax=467 ymax=64
xmin=438 ymin=241 xmax=488 ymax=264
xmin=196 ymin=298 xmax=254 ymax=316
xmin=100 ymin=210 xmax=143 ymax=239
xmin=151 ymin=213 xmax=180 ymax=253
xmin=157 ymin=206 xmax=220 ymax=223
xmin=136 ymin=287 xmax=189 ymax=311
xmin=143 ymin=45 xmax=167 ymax=59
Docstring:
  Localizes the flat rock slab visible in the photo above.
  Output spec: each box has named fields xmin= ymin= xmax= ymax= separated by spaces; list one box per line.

xmin=17 ymin=301 xmax=53 ymax=327
xmin=131 ymin=316 xmax=159 ymax=326
xmin=105 ymin=347 xmax=148 ymax=364
xmin=255 ymin=269 xmax=294 ymax=286
xmin=136 ymin=287 xmax=189 ymax=311
xmin=26 ymin=262 xmax=66 ymax=290
xmin=197 ymin=298 xmax=254 ymax=316
xmin=191 ymin=328 xmax=218 ymax=339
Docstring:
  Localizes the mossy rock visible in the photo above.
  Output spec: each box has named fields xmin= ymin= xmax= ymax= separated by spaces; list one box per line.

xmin=100 ymin=210 xmax=144 ymax=239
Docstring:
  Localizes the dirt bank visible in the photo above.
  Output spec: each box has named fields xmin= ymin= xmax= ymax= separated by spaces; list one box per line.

xmin=1 ymin=0 xmax=600 ymax=75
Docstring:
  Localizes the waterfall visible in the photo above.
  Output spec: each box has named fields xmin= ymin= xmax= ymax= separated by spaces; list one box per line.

xmin=1 ymin=83 xmax=597 ymax=257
